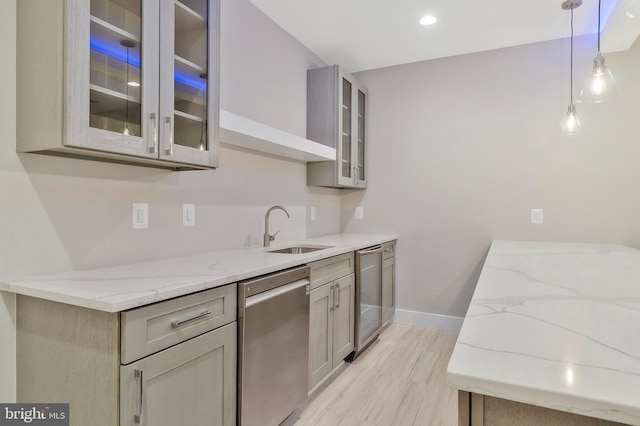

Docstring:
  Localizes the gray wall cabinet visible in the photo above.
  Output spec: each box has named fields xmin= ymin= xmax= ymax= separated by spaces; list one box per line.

xmin=17 ymin=0 xmax=220 ymax=170
xmin=307 ymin=65 xmax=368 ymax=188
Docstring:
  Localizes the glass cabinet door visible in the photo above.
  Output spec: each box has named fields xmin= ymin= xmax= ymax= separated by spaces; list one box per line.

xmin=85 ymin=0 xmax=159 ymax=157
xmin=159 ymin=0 xmax=218 ymax=167
xmin=339 ymin=77 xmax=353 ymax=186
xmin=355 ymin=89 xmax=367 ymax=187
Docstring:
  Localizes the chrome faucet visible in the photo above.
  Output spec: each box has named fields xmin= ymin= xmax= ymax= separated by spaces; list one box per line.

xmin=263 ymin=205 xmax=291 ymax=247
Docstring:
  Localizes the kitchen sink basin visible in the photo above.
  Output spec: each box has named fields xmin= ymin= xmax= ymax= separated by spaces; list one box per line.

xmin=268 ymin=245 xmax=334 ymax=254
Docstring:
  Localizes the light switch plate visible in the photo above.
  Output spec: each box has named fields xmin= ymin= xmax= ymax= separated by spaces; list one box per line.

xmin=355 ymin=206 xmax=364 ymax=220
xmin=531 ymin=208 xmax=543 ymax=224
xmin=310 ymin=206 xmax=317 ymax=221
xmin=133 ymin=203 xmax=148 ymax=229
xmin=183 ymin=204 xmax=195 ymax=226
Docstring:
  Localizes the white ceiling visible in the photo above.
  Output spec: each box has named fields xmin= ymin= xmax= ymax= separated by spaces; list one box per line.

xmin=248 ymin=0 xmax=640 ymax=73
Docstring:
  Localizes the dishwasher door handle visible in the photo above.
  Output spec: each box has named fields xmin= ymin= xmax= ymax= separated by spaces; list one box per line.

xmin=358 ymin=245 xmax=383 ymax=255
xmin=245 ymin=278 xmax=310 ymax=308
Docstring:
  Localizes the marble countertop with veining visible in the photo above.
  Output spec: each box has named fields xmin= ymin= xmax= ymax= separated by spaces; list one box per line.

xmin=0 ymin=233 xmax=396 ymax=313
xmin=447 ymin=240 xmax=640 ymax=425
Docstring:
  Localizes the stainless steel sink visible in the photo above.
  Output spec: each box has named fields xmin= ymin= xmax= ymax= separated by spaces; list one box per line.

xmin=268 ymin=245 xmax=334 ymax=254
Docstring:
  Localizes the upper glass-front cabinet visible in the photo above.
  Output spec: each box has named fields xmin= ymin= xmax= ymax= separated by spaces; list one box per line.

xmin=16 ymin=0 xmax=219 ymax=170
xmin=307 ymin=65 xmax=368 ymax=189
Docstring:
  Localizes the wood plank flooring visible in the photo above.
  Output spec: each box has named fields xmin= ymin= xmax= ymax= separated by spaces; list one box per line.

xmin=292 ymin=324 xmax=459 ymax=426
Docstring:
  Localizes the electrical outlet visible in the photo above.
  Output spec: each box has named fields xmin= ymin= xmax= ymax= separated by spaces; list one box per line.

xmin=310 ymin=206 xmax=317 ymax=221
xmin=531 ymin=208 xmax=543 ymax=224
xmin=133 ymin=203 xmax=148 ymax=229
xmin=183 ymin=204 xmax=195 ymax=227
xmin=355 ymin=206 xmax=364 ymax=220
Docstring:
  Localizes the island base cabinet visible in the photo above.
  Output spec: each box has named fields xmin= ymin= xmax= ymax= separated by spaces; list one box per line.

xmin=459 ymin=391 xmax=628 ymax=426
xmin=120 ymin=322 xmax=237 ymax=426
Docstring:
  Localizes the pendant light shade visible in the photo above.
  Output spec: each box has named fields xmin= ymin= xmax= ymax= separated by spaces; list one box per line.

xmin=578 ymin=0 xmax=621 ymax=103
xmin=562 ymin=0 xmax=581 ymax=136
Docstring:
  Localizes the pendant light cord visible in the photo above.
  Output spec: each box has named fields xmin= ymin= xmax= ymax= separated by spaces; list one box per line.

xmin=125 ymin=46 xmax=130 ymax=123
xmin=570 ymin=7 xmax=574 ymax=104
xmin=597 ymin=0 xmax=601 ymax=52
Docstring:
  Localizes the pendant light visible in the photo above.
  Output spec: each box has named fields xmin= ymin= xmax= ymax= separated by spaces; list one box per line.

xmin=562 ymin=0 xmax=581 ymax=135
xmin=578 ymin=0 xmax=620 ymax=103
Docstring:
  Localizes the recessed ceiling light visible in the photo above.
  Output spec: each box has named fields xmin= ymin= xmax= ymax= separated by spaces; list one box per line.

xmin=419 ymin=15 xmax=437 ymax=26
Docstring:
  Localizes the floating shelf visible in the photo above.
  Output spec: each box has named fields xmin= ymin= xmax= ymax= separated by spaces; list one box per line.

xmin=219 ymin=110 xmax=336 ymax=163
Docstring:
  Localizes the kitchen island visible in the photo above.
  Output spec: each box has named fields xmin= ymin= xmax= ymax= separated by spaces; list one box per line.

xmin=447 ymin=240 xmax=640 ymax=426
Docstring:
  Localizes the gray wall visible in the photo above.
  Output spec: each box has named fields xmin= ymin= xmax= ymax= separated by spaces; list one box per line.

xmin=0 ymin=0 xmax=340 ymax=401
xmin=344 ymin=35 xmax=640 ymax=319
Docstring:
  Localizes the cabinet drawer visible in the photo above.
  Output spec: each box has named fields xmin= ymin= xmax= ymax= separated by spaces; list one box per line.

xmin=383 ymin=241 xmax=396 ymax=260
xmin=308 ymin=252 xmax=354 ymax=290
xmin=121 ymin=284 xmax=236 ymax=364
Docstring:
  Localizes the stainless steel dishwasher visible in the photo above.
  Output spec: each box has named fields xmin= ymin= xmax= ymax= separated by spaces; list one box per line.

xmin=238 ymin=265 xmax=311 ymax=426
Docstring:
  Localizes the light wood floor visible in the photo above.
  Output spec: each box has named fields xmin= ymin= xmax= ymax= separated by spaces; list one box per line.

xmin=292 ymin=324 xmax=459 ymax=426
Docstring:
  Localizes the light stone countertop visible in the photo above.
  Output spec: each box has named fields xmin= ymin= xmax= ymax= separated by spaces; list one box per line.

xmin=447 ymin=240 xmax=640 ymax=425
xmin=0 ymin=233 xmax=396 ymax=313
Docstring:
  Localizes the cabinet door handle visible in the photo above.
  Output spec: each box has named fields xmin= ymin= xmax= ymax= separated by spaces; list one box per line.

xmin=164 ymin=116 xmax=173 ymax=156
xmin=330 ymin=285 xmax=334 ymax=312
xmin=148 ymin=113 xmax=157 ymax=154
xmin=134 ymin=369 xmax=143 ymax=424
xmin=171 ymin=310 xmax=212 ymax=328
xmin=335 ymin=283 xmax=341 ymax=309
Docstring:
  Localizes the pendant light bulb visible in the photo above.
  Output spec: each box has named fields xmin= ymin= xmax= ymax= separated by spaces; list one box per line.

xmin=562 ymin=103 xmax=581 ymax=135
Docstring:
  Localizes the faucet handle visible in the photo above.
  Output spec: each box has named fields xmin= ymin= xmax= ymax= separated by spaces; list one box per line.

xmin=269 ymin=230 xmax=280 ymax=241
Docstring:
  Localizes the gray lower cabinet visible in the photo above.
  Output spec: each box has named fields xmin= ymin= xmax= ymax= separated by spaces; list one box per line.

xmin=16 ymin=284 xmax=237 ymax=426
xmin=309 ymin=274 xmax=355 ymax=393
xmin=308 ymin=252 xmax=356 ymax=393
xmin=382 ymin=240 xmax=397 ymax=326
xmin=120 ymin=323 xmax=236 ymax=426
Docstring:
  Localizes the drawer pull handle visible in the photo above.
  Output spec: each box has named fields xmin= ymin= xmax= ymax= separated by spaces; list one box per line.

xmin=335 ymin=283 xmax=341 ymax=309
xmin=171 ymin=310 xmax=212 ymax=328
xmin=134 ymin=369 xmax=143 ymax=424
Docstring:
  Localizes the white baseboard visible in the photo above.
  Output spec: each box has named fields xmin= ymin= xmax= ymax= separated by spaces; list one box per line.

xmin=393 ymin=308 xmax=463 ymax=332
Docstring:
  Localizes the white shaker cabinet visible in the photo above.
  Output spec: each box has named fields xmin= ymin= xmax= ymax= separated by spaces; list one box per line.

xmin=307 ymin=65 xmax=368 ymax=188
xmin=17 ymin=0 xmax=219 ymax=170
